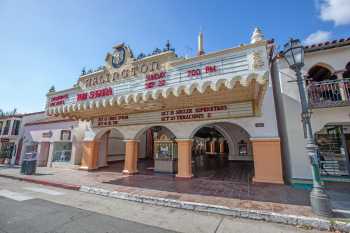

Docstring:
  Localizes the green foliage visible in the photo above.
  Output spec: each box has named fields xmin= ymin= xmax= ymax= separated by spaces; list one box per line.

xmin=0 ymin=108 xmax=17 ymax=117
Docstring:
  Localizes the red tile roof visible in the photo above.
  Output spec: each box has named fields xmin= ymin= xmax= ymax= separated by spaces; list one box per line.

xmin=304 ymin=37 xmax=350 ymax=53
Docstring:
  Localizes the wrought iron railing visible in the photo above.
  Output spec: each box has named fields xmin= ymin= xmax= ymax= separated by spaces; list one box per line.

xmin=307 ymin=79 xmax=350 ymax=108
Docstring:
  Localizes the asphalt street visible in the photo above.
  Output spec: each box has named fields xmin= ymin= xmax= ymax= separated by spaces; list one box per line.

xmin=0 ymin=177 xmax=327 ymax=233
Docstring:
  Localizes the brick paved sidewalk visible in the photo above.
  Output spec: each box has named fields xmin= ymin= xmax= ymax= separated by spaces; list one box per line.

xmin=0 ymin=165 xmax=349 ymax=220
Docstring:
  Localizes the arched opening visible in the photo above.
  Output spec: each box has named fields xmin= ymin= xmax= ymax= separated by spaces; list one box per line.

xmin=95 ymin=128 xmax=125 ymax=171
xmin=343 ymin=62 xmax=350 ymax=79
xmin=191 ymin=122 xmax=254 ymax=182
xmin=307 ymin=65 xmax=335 ymax=82
xmin=307 ymin=65 xmax=341 ymax=105
xmin=135 ymin=125 xmax=177 ymax=174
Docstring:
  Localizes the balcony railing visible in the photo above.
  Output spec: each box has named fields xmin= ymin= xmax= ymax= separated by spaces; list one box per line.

xmin=307 ymin=79 xmax=350 ymax=108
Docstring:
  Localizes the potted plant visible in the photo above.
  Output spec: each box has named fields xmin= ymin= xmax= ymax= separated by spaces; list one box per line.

xmin=0 ymin=150 xmax=7 ymax=164
xmin=0 ymin=147 xmax=12 ymax=164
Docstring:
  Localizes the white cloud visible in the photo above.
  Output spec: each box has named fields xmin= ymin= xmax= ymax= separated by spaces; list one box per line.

xmin=303 ymin=30 xmax=332 ymax=45
xmin=320 ymin=0 xmax=350 ymax=26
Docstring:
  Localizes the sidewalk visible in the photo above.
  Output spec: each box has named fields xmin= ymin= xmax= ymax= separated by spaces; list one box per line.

xmin=0 ymin=165 xmax=349 ymax=231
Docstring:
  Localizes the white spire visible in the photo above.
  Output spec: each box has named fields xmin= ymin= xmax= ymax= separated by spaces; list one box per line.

xmin=197 ymin=31 xmax=204 ymax=56
xmin=250 ymin=27 xmax=264 ymax=44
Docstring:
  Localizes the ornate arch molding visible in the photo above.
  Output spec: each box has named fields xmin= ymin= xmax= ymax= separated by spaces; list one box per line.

xmin=83 ymin=127 xmax=125 ymax=141
xmin=132 ymin=124 xmax=179 ymax=140
xmin=306 ymin=62 xmax=336 ymax=74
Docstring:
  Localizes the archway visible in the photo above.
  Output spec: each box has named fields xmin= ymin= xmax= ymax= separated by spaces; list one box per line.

xmin=94 ymin=128 xmax=125 ymax=170
xmin=307 ymin=64 xmax=341 ymax=104
xmin=343 ymin=62 xmax=350 ymax=79
xmin=135 ymin=125 xmax=177 ymax=174
xmin=191 ymin=122 xmax=253 ymax=182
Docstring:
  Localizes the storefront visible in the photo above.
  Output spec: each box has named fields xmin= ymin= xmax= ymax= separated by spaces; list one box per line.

xmin=21 ymin=117 xmax=82 ymax=168
xmin=316 ymin=124 xmax=350 ymax=178
xmin=46 ymin=29 xmax=284 ymax=184
xmin=274 ymin=37 xmax=350 ymax=185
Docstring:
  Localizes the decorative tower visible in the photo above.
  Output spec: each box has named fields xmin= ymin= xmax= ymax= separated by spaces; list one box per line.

xmin=197 ymin=31 xmax=205 ymax=56
xmin=250 ymin=27 xmax=264 ymax=44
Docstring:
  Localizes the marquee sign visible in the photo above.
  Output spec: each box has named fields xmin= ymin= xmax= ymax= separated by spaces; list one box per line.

xmin=77 ymin=87 xmax=113 ymax=102
xmin=160 ymin=105 xmax=227 ymax=122
xmin=78 ymin=44 xmax=168 ymax=89
xmin=92 ymin=102 xmax=253 ymax=127
xmin=49 ymin=94 xmax=68 ymax=107
xmin=47 ymin=42 xmax=269 ymax=116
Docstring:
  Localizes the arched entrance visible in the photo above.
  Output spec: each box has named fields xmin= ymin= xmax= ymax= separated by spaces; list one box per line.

xmin=191 ymin=122 xmax=254 ymax=182
xmin=98 ymin=128 xmax=126 ymax=170
xmin=135 ymin=125 xmax=177 ymax=174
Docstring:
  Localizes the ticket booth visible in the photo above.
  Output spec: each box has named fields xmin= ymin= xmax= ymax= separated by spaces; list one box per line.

xmin=154 ymin=134 xmax=178 ymax=173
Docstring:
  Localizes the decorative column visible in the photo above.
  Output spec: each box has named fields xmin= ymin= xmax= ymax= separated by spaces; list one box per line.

xmin=80 ymin=141 xmax=99 ymax=170
xmin=250 ymin=138 xmax=284 ymax=184
xmin=123 ymin=140 xmax=139 ymax=174
xmin=337 ymin=73 xmax=349 ymax=102
xmin=219 ymin=138 xmax=225 ymax=153
xmin=47 ymin=142 xmax=55 ymax=168
xmin=176 ymin=139 xmax=193 ymax=179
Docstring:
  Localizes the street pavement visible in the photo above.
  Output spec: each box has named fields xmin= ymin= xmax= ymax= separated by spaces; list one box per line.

xmin=0 ymin=177 xmax=328 ymax=233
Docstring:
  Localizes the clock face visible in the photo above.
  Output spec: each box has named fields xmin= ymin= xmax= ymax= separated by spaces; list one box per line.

xmin=112 ymin=47 xmax=126 ymax=68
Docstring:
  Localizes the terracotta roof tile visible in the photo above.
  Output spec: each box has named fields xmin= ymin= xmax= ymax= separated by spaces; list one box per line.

xmin=304 ymin=37 xmax=350 ymax=53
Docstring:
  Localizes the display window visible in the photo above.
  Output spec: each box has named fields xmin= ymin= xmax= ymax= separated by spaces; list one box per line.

xmin=52 ymin=142 xmax=72 ymax=162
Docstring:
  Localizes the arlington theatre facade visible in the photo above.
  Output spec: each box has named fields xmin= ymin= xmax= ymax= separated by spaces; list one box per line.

xmin=46 ymin=29 xmax=284 ymax=184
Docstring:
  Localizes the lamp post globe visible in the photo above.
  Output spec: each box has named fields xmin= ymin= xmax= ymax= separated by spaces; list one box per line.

xmin=282 ymin=38 xmax=332 ymax=217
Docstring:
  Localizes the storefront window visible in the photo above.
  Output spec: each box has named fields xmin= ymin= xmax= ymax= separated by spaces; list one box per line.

xmin=60 ymin=130 xmax=71 ymax=141
xmin=52 ymin=142 xmax=72 ymax=162
xmin=2 ymin=120 xmax=10 ymax=135
xmin=316 ymin=126 xmax=350 ymax=177
xmin=0 ymin=121 xmax=3 ymax=135
xmin=0 ymin=142 xmax=15 ymax=159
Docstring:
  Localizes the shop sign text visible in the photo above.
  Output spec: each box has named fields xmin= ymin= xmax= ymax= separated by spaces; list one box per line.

xmin=77 ymin=87 xmax=113 ymax=101
xmin=49 ymin=94 xmax=68 ymax=107
xmin=161 ymin=105 xmax=227 ymax=122
xmin=187 ymin=65 xmax=217 ymax=77
xmin=145 ymin=71 xmax=166 ymax=89
xmin=95 ymin=115 xmax=129 ymax=127
xmin=80 ymin=62 xmax=160 ymax=89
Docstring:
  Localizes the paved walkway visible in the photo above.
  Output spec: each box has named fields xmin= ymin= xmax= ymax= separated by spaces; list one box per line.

xmin=0 ymin=165 xmax=349 ymax=220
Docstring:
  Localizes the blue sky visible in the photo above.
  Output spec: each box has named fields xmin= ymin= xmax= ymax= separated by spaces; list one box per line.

xmin=0 ymin=0 xmax=349 ymax=113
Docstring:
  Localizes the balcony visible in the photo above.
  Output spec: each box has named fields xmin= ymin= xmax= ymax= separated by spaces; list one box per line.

xmin=307 ymin=79 xmax=350 ymax=108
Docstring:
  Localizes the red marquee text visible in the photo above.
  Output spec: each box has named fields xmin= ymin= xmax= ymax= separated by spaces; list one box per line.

xmin=77 ymin=87 xmax=113 ymax=101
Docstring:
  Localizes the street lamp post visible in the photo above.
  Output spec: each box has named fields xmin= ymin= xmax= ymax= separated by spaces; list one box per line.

xmin=282 ymin=38 xmax=332 ymax=217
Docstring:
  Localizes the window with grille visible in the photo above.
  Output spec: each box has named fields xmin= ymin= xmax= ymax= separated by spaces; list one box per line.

xmin=11 ymin=120 xmax=20 ymax=135
xmin=2 ymin=120 xmax=10 ymax=135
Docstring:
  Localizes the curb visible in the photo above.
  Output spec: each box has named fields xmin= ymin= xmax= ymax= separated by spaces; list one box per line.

xmin=79 ymin=186 xmax=350 ymax=232
xmin=0 ymin=174 xmax=349 ymax=232
xmin=0 ymin=174 xmax=80 ymax=191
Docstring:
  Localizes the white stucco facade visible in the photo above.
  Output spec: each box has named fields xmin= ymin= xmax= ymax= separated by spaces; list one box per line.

xmin=21 ymin=119 xmax=88 ymax=168
xmin=273 ymin=42 xmax=350 ymax=183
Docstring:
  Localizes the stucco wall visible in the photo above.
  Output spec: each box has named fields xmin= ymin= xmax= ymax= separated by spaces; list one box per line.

xmin=21 ymin=120 xmax=82 ymax=166
xmin=275 ymin=45 xmax=350 ymax=181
